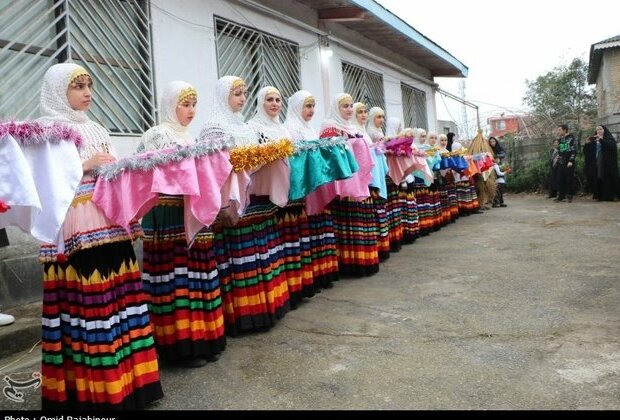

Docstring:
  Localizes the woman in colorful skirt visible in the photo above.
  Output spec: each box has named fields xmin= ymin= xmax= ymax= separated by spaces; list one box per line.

xmin=199 ymin=77 xmax=289 ymax=335
xmin=393 ymin=126 xmax=422 ymax=243
xmin=136 ymin=81 xmax=225 ymax=368
xmin=284 ymin=90 xmax=340 ymax=291
xmin=248 ymin=86 xmax=311 ymax=309
xmin=369 ymin=109 xmax=403 ymax=251
xmin=38 ymin=63 xmax=163 ymax=409
xmin=355 ymin=102 xmax=390 ymax=262
xmin=320 ymin=94 xmax=379 ymax=277
xmin=451 ymin=136 xmax=480 ymax=215
xmin=438 ymin=133 xmax=460 ymax=221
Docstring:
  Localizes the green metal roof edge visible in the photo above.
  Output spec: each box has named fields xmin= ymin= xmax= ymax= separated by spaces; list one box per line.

xmin=350 ymin=0 xmax=468 ymax=77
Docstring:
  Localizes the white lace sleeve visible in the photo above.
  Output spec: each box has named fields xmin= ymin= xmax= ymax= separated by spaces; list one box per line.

xmin=197 ymin=122 xmax=233 ymax=150
xmin=136 ymin=126 xmax=174 ymax=153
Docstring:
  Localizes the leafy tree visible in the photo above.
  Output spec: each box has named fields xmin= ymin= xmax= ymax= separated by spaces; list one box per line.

xmin=523 ymin=57 xmax=597 ymax=141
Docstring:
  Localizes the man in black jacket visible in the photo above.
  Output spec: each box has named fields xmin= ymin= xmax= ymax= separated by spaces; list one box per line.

xmin=555 ymin=124 xmax=577 ymax=202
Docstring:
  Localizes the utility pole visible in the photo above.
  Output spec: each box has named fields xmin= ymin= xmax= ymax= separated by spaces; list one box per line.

xmin=437 ymin=86 xmax=480 ymax=137
xmin=459 ymin=80 xmax=469 ymax=138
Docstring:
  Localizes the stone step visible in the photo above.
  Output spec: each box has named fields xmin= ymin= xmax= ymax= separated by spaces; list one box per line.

xmin=0 ymin=301 xmax=41 ymax=360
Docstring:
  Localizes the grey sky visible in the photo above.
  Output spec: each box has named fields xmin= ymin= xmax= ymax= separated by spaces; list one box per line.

xmin=375 ymin=0 xmax=620 ymax=131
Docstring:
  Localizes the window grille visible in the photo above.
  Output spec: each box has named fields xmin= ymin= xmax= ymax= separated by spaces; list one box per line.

xmin=342 ymin=61 xmax=385 ymax=110
xmin=401 ymin=82 xmax=427 ymax=130
xmin=214 ymin=16 xmax=300 ymax=121
xmin=0 ymin=0 xmax=155 ymax=135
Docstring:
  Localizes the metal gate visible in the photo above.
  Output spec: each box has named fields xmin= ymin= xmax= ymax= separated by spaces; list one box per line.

xmin=0 ymin=0 xmax=155 ymax=135
xmin=341 ymin=61 xmax=385 ymax=111
xmin=401 ymin=82 xmax=427 ymax=130
xmin=215 ymin=16 xmax=300 ymax=121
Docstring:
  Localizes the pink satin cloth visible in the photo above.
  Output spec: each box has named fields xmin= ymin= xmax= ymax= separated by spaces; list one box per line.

xmin=248 ymin=159 xmax=290 ymax=207
xmin=305 ymin=137 xmax=374 ymax=215
xmin=385 ymin=154 xmax=433 ymax=185
xmin=218 ymin=169 xmax=251 ymax=227
xmin=93 ymin=148 xmax=232 ymax=245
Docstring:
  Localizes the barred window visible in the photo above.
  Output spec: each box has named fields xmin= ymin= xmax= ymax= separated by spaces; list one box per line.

xmin=342 ymin=61 xmax=385 ymax=110
xmin=0 ymin=0 xmax=155 ymax=135
xmin=401 ymin=82 xmax=427 ymax=130
xmin=214 ymin=16 xmax=301 ymax=121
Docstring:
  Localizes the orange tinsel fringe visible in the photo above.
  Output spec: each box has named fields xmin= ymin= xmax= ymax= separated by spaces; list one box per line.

xmin=229 ymin=138 xmax=295 ymax=172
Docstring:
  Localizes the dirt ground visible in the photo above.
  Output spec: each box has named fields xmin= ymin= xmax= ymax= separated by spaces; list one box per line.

xmin=2 ymin=193 xmax=620 ymax=410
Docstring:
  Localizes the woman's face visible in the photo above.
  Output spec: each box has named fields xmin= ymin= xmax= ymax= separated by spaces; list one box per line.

xmin=263 ymin=92 xmax=282 ymax=119
xmin=439 ymin=137 xmax=448 ymax=148
xmin=418 ymin=133 xmax=427 ymax=144
xmin=302 ymin=101 xmax=315 ymax=122
xmin=428 ymin=134 xmax=437 ymax=146
xmin=338 ymin=99 xmax=354 ymax=120
xmin=356 ymin=107 xmax=369 ymax=125
xmin=228 ymin=86 xmax=247 ymax=113
xmin=596 ymin=126 xmax=604 ymax=137
xmin=490 ymin=138 xmax=497 ymax=146
xmin=67 ymin=76 xmax=93 ymax=111
xmin=373 ymin=114 xmax=385 ymax=128
xmin=176 ymin=98 xmax=197 ymax=126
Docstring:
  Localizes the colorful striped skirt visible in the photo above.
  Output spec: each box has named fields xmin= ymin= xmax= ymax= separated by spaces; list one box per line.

xmin=276 ymin=200 xmax=316 ymax=308
xmin=399 ymin=182 xmax=420 ymax=244
xmin=40 ymin=179 xmax=162 ymax=409
xmin=385 ymin=178 xmax=403 ymax=251
xmin=446 ymin=179 xmax=460 ymax=220
xmin=330 ymin=196 xmax=380 ymax=277
xmin=456 ymin=180 xmax=479 ymax=214
xmin=428 ymin=182 xmax=443 ymax=231
xmin=437 ymin=182 xmax=452 ymax=226
xmin=306 ymin=210 xmax=339 ymax=289
xmin=141 ymin=196 xmax=226 ymax=363
xmin=413 ymin=184 xmax=433 ymax=236
xmin=213 ymin=196 xmax=290 ymax=335
xmin=370 ymin=187 xmax=391 ymax=262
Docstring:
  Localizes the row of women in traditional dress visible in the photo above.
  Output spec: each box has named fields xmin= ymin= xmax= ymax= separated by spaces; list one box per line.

xmin=0 ymin=63 xmax=489 ymax=410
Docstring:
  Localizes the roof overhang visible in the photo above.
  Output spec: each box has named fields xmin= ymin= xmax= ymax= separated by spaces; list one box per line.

xmin=297 ymin=0 xmax=468 ymax=78
xmin=588 ymin=36 xmax=620 ymax=84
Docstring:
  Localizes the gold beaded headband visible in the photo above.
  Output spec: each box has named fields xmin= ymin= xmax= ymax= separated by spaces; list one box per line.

xmin=337 ymin=94 xmax=353 ymax=105
xmin=69 ymin=67 xmax=91 ymax=86
xmin=231 ymin=78 xmax=246 ymax=90
xmin=177 ymin=86 xmax=197 ymax=104
xmin=354 ymin=102 xmax=368 ymax=113
xmin=265 ymin=87 xmax=280 ymax=97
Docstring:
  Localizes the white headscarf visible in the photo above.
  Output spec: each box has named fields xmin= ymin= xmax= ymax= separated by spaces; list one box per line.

xmin=436 ymin=134 xmax=449 ymax=153
xmin=416 ymin=128 xmax=427 ymax=146
xmin=136 ymin=80 xmax=195 ymax=152
xmin=353 ymin=102 xmax=372 ymax=145
xmin=385 ymin=117 xmax=403 ymax=138
xmin=427 ymin=132 xmax=438 ymax=147
xmin=366 ymin=106 xmax=385 ymax=143
xmin=37 ymin=63 xmax=113 ymax=161
xmin=198 ymin=75 xmax=259 ymax=148
xmin=284 ymin=90 xmax=317 ymax=141
xmin=320 ymin=93 xmax=357 ymax=136
xmin=247 ymin=86 xmax=291 ymax=141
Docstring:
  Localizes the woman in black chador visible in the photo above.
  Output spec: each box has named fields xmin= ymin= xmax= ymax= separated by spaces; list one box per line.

xmin=583 ymin=134 xmax=599 ymax=199
xmin=593 ymin=125 xmax=619 ymax=201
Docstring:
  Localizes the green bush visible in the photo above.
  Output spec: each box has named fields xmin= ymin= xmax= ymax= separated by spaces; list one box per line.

xmin=506 ymin=157 xmax=549 ymax=193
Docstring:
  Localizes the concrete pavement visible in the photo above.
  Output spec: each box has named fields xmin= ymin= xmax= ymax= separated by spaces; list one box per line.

xmin=1 ymin=194 xmax=619 ymax=410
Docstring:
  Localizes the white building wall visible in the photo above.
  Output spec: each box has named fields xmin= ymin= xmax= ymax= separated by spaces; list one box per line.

xmin=112 ymin=0 xmax=439 ymax=156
